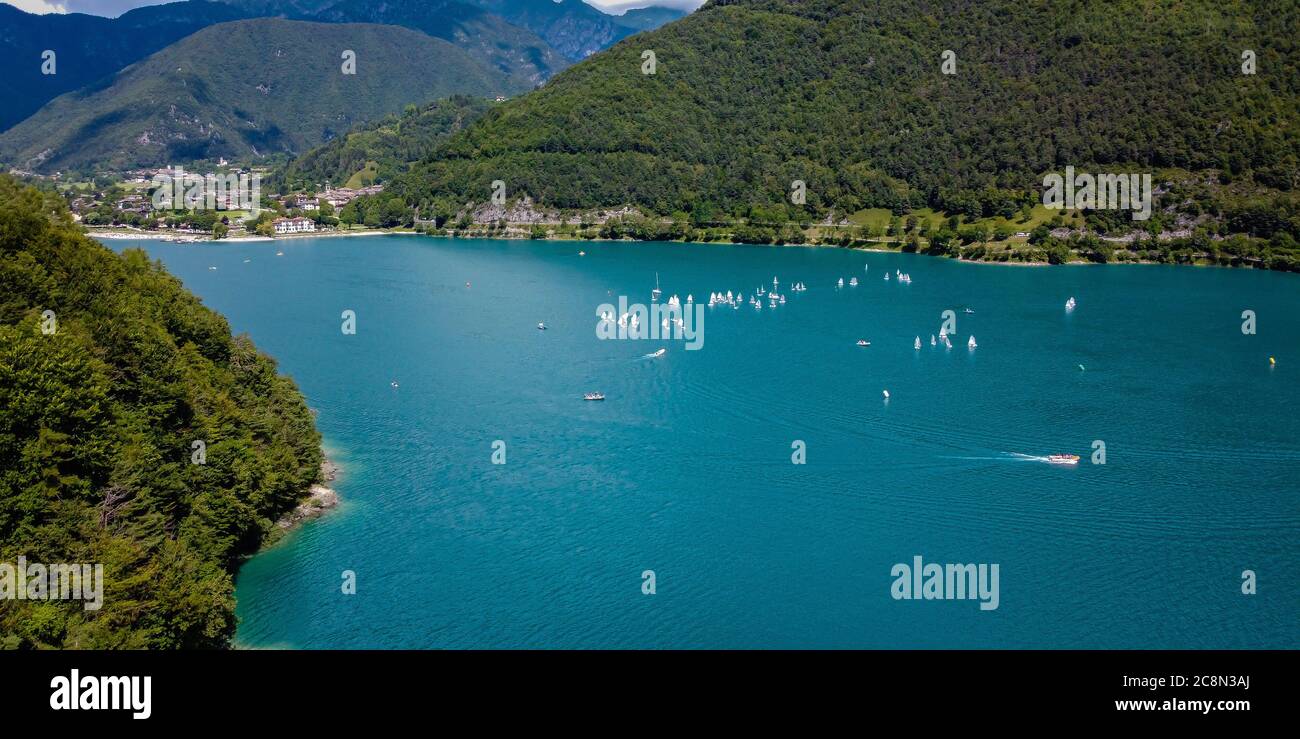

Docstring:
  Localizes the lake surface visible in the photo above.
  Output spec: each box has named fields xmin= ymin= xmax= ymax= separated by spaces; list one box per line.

xmin=106 ymin=235 xmax=1300 ymax=648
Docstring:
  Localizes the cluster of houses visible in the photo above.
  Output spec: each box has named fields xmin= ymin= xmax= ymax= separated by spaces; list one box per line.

xmin=60 ymin=167 xmax=387 ymax=238
xmin=278 ymin=184 xmax=384 ymax=212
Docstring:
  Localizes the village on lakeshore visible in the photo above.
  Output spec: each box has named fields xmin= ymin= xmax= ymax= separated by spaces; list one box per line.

xmin=4 ymin=160 xmax=1293 ymax=270
xmin=21 ymin=162 xmax=387 ymax=241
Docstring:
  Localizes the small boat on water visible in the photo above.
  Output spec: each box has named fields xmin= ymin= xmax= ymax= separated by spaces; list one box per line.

xmin=967 ymin=335 xmax=977 ymax=349
xmin=883 ymin=273 xmax=890 ymax=281
xmin=276 ymin=251 xmax=284 ymax=256
xmin=584 ymin=392 xmax=605 ymax=401
xmin=856 ymin=339 xmax=871 ymax=347
xmin=964 ymin=308 xmax=974 ymax=314
xmin=652 ymin=273 xmax=662 ymax=301
xmin=882 ymin=390 xmax=890 ymax=399
xmin=1048 ymin=454 xmax=1079 ymax=465
xmin=914 ymin=336 xmax=922 ymax=350
xmin=930 ymin=335 xmax=937 ymax=346
xmin=849 ymin=277 xmax=858 ymax=286
xmin=1065 ymin=296 xmax=1076 ymax=311
xmin=537 ymin=322 xmax=547 ymax=330
xmin=390 ymin=381 xmax=399 ymax=388
xmin=579 ymin=250 xmax=586 ymax=256
xmin=650 ymin=348 xmax=666 ymax=357
xmin=837 ymin=278 xmax=844 ymax=287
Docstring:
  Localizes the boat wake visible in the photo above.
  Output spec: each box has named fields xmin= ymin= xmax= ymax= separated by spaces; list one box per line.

xmin=942 ymin=452 xmax=1053 ymax=463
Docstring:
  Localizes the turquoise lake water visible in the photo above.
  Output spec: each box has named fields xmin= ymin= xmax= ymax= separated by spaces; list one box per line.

xmin=106 ymin=235 xmax=1300 ymax=648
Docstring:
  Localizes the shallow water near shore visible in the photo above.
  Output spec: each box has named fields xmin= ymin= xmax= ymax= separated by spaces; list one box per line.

xmin=105 ymin=234 xmax=1300 ymax=648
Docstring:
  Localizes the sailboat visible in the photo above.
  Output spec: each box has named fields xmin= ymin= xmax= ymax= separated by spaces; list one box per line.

xmin=914 ymin=336 xmax=922 ymax=350
xmin=967 ymin=335 xmax=977 ymax=349
xmin=652 ymin=273 xmax=662 ymax=301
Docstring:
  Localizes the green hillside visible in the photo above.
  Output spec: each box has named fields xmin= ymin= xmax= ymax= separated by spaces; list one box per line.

xmin=389 ymin=0 xmax=1299 ymax=235
xmin=277 ymin=95 xmax=493 ymax=191
xmin=0 ymin=19 xmax=521 ymax=174
xmin=0 ymin=176 xmax=322 ymax=648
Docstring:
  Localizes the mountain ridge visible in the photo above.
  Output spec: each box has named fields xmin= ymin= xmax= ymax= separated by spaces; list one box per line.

xmin=0 ymin=18 xmax=517 ymax=173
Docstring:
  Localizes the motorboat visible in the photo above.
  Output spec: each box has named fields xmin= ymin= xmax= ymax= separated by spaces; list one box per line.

xmin=1048 ymin=454 xmax=1079 ymax=465
xmin=584 ymin=392 xmax=605 ymax=401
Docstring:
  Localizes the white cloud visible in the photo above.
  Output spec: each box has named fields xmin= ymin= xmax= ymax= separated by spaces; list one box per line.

xmin=4 ymin=0 xmax=70 ymax=14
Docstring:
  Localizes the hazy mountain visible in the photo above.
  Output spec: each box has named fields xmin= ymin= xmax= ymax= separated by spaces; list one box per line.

xmin=305 ymin=0 xmax=569 ymax=87
xmin=0 ymin=1 xmax=252 ymax=132
xmin=609 ymin=5 xmax=687 ymax=32
xmin=0 ymin=19 xmax=518 ymax=173
xmin=462 ymin=0 xmax=634 ymax=60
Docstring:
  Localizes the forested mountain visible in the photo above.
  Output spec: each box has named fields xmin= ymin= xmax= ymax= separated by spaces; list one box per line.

xmin=387 ymin=0 xmax=1299 ymax=227
xmin=277 ymin=95 xmax=493 ymax=191
xmin=0 ymin=19 xmax=517 ymax=174
xmin=0 ymin=176 xmax=322 ymax=648
xmin=0 ymin=1 xmax=252 ymax=132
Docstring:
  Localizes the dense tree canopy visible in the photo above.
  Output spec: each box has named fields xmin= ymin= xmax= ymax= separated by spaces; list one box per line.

xmin=0 ymin=177 xmax=321 ymax=648
xmin=387 ymin=0 xmax=1299 ymax=226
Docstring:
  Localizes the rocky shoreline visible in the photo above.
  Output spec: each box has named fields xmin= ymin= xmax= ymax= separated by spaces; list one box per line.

xmin=274 ymin=459 xmax=340 ymax=531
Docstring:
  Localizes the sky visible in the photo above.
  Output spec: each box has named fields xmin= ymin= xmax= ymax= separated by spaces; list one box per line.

xmin=3 ymin=0 xmax=707 ymax=18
